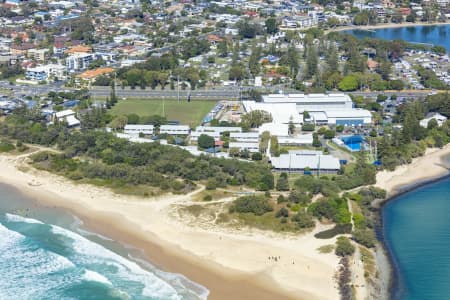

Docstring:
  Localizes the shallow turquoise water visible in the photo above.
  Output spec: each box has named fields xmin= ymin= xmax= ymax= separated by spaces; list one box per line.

xmin=0 ymin=183 xmax=208 ymax=300
xmin=345 ymin=25 xmax=450 ymax=51
xmin=383 ymin=176 xmax=450 ymax=300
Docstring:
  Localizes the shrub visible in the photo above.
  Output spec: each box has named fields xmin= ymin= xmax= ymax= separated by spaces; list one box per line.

xmin=277 ymin=195 xmax=287 ymax=203
xmin=30 ymin=151 xmax=50 ymax=162
xmin=291 ymin=211 xmax=315 ymax=228
xmin=352 ymin=229 xmax=377 ymax=248
xmin=206 ymin=178 xmax=218 ymax=190
xmin=275 ymin=207 xmax=289 ymax=218
xmin=251 ymin=152 xmax=262 ymax=161
xmin=203 ymin=194 xmax=213 ymax=201
xmin=229 ymin=195 xmax=273 ymax=216
xmin=288 ymin=190 xmax=311 ymax=205
xmin=0 ymin=140 xmax=15 ymax=152
xmin=301 ymin=123 xmax=315 ymax=131
xmin=335 ymin=236 xmax=355 ymax=257
xmin=314 ymin=224 xmax=352 ymax=239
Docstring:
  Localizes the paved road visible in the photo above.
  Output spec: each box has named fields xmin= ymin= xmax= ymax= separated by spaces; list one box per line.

xmin=89 ymin=86 xmax=437 ymax=100
xmin=89 ymin=86 xmax=241 ymax=99
xmin=1 ymin=80 xmax=440 ymax=100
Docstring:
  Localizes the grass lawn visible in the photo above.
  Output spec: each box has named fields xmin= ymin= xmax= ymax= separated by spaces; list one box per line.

xmin=109 ymin=99 xmax=216 ymax=126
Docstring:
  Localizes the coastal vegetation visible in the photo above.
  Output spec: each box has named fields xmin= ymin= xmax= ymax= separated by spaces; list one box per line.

xmin=377 ymin=94 xmax=450 ymax=170
xmin=0 ymin=107 xmax=275 ymax=195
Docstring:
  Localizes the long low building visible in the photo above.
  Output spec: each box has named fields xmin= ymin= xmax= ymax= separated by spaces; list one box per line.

xmin=160 ymin=125 xmax=190 ymax=135
xmin=229 ymin=142 xmax=260 ymax=153
xmin=195 ymin=126 xmax=242 ymax=134
xmin=262 ymin=93 xmax=353 ymax=110
xmin=230 ymin=132 xmax=260 ymax=143
xmin=270 ymin=151 xmax=341 ymax=174
xmin=278 ymin=134 xmax=313 ymax=145
xmin=191 ymin=130 xmax=221 ymax=141
xmin=124 ymin=124 xmax=154 ymax=136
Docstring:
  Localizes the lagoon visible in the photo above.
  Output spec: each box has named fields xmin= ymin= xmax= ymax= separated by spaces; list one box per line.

xmin=382 ymin=176 xmax=450 ymax=300
xmin=345 ymin=25 xmax=450 ymax=51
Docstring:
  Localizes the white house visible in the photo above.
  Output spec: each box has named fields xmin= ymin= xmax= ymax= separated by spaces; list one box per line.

xmin=54 ymin=109 xmax=80 ymax=127
xmin=419 ymin=113 xmax=448 ymax=128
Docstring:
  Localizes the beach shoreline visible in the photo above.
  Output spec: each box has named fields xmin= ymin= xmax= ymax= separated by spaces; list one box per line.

xmin=373 ymin=145 xmax=450 ymax=300
xmin=326 ymin=21 xmax=450 ymax=34
xmin=0 ymin=153 xmax=341 ymax=300
xmin=1 ymin=145 xmax=448 ymax=300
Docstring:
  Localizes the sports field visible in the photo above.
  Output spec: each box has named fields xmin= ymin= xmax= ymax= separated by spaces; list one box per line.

xmin=109 ymin=99 xmax=216 ymax=126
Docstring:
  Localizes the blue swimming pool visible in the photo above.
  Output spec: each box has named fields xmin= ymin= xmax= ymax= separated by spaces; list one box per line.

xmin=340 ymin=135 xmax=364 ymax=152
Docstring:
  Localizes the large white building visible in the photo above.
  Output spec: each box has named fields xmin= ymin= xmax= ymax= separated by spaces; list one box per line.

xmin=66 ymin=53 xmax=94 ymax=71
xmin=243 ymin=93 xmax=372 ymax=126
xmin=271 ymin=150 xmax=341 ymax=174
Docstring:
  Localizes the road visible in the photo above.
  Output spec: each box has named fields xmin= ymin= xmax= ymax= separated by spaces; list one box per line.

xmin=89 ymin=86 xmax=438 ymax=100
xmin=89 ymin=86 xmax=241 ymax=100
xmin=1 ymin=80 xmax=441 ymax=100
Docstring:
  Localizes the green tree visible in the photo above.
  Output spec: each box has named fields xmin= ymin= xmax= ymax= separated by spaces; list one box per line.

xmin=248 ymin=45 xmax=261 ymax=76
xmin=229 ymin=65 xmax=245 ymax=81
xmin=305 ymin=46 xmax=318 ymax=79
xmin=276 ymin=172 xmax=290 ymax=191
xmin=324 ymin=129 xmax=336 ymax=139
xmin=197 ymin=134 xmax=215 ymax=149
xmin=287 ymin=45 xmax=300 ymax=78
xmin=217 ymin=41 xmax=228 ymax=58
xmin=265 ymin=17 xmax=278 ymax=34
xmin=338 ymin=75 xmax=359 ymax=91
xmin=241 ymin=110 xmax=272 ymax=128
xmin=312 ymin=133 xmax=321 ymax=147
xmin=109 ymin=115 xmax=128 ymax=130
xmin=326 ymin=44 xmax=339 ymax=72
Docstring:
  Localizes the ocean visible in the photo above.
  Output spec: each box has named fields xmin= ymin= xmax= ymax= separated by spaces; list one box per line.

xmin=345 ymin=25 xmax=450 ymax=51
xmin=0 ymin=183 xmax=208 ymax=300
xmin=383 ymin=176 xmax=450 ymax=300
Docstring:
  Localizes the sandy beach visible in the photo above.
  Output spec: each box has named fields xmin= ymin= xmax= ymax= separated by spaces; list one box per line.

xmin=2 ymin=145 xmax=448 ymax=300
xmin=326 ymin=21 xmax=450 ymax=34
xmin=373 ymin=145 xmax=450 ymax=300
xmin=375 ymin=145 xmax=450 ymax=198
xmin=0 ymin=152 xmax=341 ymax=300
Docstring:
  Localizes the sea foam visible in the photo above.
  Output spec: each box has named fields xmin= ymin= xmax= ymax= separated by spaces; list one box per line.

xmin=5 ymin=213 xmax=44 ymax=224
xmin=51 ymin=224 xmax=182 ymax=300
xmin=83 ymin=269 xmax=112 ymax=285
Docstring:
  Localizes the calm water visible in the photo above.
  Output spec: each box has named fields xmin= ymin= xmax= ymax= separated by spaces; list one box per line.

xmin=383 ymin=176 xmax=450 ymax=300
xmin=0 ymin=183 xmax=208 ymax=300
xmin=345 ymin=25 xmax=450 ymax=51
